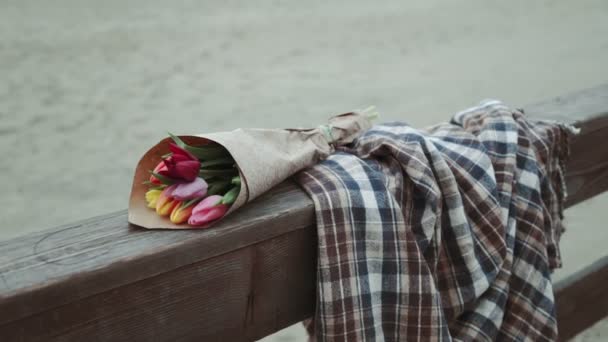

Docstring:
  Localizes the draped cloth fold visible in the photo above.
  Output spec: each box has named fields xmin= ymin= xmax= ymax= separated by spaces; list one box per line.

xmin=295 ymin=101 xmax=573 ymax=341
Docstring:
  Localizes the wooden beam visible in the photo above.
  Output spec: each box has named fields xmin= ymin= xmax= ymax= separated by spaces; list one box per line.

xmin=0 ymin=225 xmax=317 ymax=341
xmin=0 ymin=181 xmax=316 ymax=341
xmin=0 ymin=84 xmax=607 ymax=341
xmin=525 ymin=84 xmax=608 ymax=207
xmin=554 ymin=256 xmax=608 ymax=341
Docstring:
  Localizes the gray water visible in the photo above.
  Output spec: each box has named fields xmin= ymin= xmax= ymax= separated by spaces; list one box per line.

xmin=1 ymin=1 xmax=607 ymax=340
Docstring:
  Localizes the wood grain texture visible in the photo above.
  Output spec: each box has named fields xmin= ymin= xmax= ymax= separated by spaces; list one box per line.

xmin=0 ymin=84 xmax=606 ymax=341
xmin=564 ymin=124 xmax=608 ymax=207
xmin=0 ymin=228 xmax=317 ymax=342
xmin=554 ymin=256 xmax=608 ymax=341
xmin=0 ymin=181 xmax=314 ymax=327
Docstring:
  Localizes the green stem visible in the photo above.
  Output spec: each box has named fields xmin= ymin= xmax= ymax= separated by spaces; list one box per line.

xmin=149 ymin=171 xmax=176 ymax=185
xmin=207 ymin=180 xmax=231 ymax=196
xmin=168 ymin=132 xmax=230 ymax=160
xmin=200 ymin=157 xmax=235 ymax=168
xmin=199 ymin=169 xmax=238 ymax=178
xmin=222 ymin=186 xmax=240 ymax=205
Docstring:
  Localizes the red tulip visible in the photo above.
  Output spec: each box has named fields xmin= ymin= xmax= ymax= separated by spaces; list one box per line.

xmin=159 ymin=143 xmax=201 ymax=182
xmin=149 ymin=161 xmax=168 ymax=184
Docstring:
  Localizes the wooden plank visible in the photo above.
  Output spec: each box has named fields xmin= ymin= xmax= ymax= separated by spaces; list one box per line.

xmin=525 ymin=84 xmax=608 ymax=207
xmin=0 ymin=181 xmax=315 ymax=326
xmin=564 ymin=123 xmax=608 ymax=207
xmin=0 ymin=228 xmax=317 ymax=341
xmin=554 ymin=256 xmax=608 ymax=341
xmin=0 ymin=247 xmax=254 ymax=341
xmin=243 ymin=228 xmax=316 ymax=340
xmin=0 ymin=84 xmax=606 ymax=341
xmin=525 ymin=84 xmax=608 ymax=130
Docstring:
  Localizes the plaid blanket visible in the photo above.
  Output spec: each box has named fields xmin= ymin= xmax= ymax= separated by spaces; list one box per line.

xmin=295 ymin=101 xmax=573 ymax=341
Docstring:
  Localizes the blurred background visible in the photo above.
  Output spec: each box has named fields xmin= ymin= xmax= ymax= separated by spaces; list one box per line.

xmin=1 ymin=0 xmax=607 ymax=340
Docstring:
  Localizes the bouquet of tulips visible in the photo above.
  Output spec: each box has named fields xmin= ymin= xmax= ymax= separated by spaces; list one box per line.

xmin=144 ymin=134 xmax=241 ymax=226
xmin=129 ymin=111 xmax=374 ymax=229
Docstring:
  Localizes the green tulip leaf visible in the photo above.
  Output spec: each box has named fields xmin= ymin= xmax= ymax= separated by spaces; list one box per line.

xmin=231 ymin=176 xmax=241 ymax=186
xmin=167 ymin=132 xmax=187 ymax=148
xmin=222 ymin=186 xmax=240 ymax=205
xmin=207 ymin=180 xmax=231 ymax=196
xmin=185 ymin=145 xmax=230 ymax=160
xmin=200 ymin=157 xmax=235 ymax=168
xmin=199 ymin=168 xmax=238 ymax=178
xmin=182 ymin=198 xmax=201 ymax=209
xmin=167 ymin=132 xmax=230 ymax=160
xmin=149 ymin=171 xmax=176 ymax=185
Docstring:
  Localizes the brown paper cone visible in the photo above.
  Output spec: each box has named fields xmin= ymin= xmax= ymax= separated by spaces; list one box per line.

xmin=128 ymin=112 xmax=372 ymax=229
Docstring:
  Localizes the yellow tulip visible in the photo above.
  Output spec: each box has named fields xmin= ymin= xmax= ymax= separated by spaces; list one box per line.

xmin=145 ymin=189 xmax=162 ymax=208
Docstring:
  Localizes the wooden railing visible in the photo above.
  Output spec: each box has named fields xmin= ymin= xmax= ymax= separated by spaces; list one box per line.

xmin=1 ymin=85 xmax=607 ymax=341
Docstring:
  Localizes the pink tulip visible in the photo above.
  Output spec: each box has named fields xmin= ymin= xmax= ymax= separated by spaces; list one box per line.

xmin=188 ymin=205 xmax=229 ymax=226
xmin=158 ymin=143 xmax=201 ymax=182
xmin=188 ymin=195 xmax=229 ymax=226
xmin=192 ymin=195 xmax=222 ymax=213
xmin=172 ymin=177 xmax=208 ymax=200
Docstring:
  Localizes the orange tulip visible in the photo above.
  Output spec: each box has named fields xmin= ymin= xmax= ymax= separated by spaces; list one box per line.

xmin=156 ymin=185 xmax=178 ymax=216
xmin=170 ymin=202 xmax=195 ymax=224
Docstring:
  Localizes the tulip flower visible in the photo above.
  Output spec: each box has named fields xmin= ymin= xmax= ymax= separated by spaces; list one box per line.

xmin=170 ymin=201 xmax=195 ymax=224
xmin=189 ymin=195 xmax=229 ymax=226
xmin=145 ymin=189 xmax=162 ymax=208
xmin=158 ymin=143 xmax=201 ymax=182
xmin=172 ymin=177 xmax=208 ymax=200
xmin=192 ymin=195 xmax=222 ymax=214
xmin=156 ymin=185 xmax=178 ymax=216
xmin=149 ymin=161 xmax=168 ymax=185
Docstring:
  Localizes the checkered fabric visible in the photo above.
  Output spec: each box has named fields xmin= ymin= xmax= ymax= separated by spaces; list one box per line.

xmin=295 ymin=101 xmax=573 ymax=341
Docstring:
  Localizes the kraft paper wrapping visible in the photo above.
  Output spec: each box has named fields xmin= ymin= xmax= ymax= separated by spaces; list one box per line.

xmin=128 ymin=112 xmax=372 ymax=229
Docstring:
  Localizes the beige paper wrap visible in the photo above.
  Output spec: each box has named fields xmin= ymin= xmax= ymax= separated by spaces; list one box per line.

xmin=128 ymin=112 xmax=372 ymax=229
